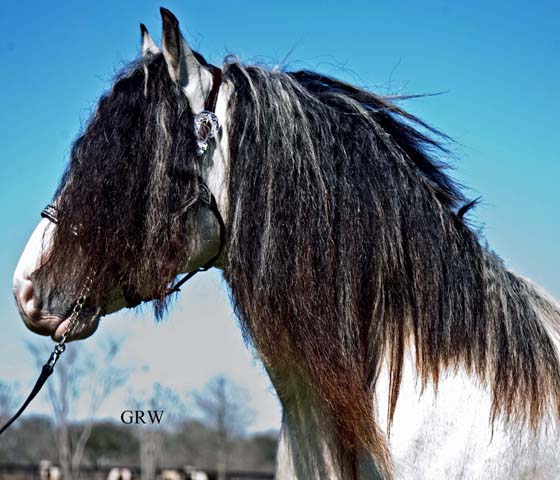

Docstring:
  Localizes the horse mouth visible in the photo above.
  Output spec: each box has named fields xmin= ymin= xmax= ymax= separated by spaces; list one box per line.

xmin=51 ymin=308 xmax=101 ymax=342
xmin=13 ymin=274 xmax=102 ymax=342
xmin=15 ymin=289 xmax=102 ymax=342
xmin=19 ymin=310 xmax=100 ymax=342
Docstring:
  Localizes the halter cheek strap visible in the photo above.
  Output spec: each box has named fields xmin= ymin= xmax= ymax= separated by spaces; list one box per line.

xmin=123 ymin=180 xmax=226 ymax=308
xmin=165 ymin=181 xmax=226 ymax=296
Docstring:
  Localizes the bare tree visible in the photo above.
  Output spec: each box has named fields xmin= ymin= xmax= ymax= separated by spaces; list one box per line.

xmin=130 ymin=383 xmax=184 ymax=480
xmin=27 ymin=338 xmax=129 ymax=480
xmin=139 ymin=426 xmax=161 ymax=480
xmin=0 ymin=381 xmax=16 ymax=424
xmin=193 ymin=375 xmax=254 ymax=480
xmin=0 ymin=381 xmax=18 ymax=458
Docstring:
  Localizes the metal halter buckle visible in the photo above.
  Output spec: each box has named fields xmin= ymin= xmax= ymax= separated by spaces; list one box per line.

xmin=194 ymin=110 xmax=220 ymax=156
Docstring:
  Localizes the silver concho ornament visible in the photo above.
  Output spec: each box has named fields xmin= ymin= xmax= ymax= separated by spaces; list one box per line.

xmin=194 ymin=110 xmax=220 ymax=156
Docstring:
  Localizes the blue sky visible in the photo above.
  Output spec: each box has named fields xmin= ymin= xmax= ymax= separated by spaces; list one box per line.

xmin=0 ymin=1 xmax=558 ymax=432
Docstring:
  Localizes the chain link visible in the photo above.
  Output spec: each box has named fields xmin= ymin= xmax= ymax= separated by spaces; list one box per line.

xmin=46 ymin=273 xmax=95 ymax=369
xmin=57 ymin=273 xmax=95 ymax=347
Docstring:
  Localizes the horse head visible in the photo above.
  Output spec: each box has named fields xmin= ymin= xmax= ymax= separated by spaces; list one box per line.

xmin=13 ymin=8 xmax=229 ymax=341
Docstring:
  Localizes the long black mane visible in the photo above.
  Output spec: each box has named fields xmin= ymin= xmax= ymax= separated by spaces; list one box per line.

xmin=223 ymin=61 xmax=560 ymax=474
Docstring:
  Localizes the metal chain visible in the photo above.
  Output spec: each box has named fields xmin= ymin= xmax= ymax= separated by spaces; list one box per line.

xmin=49 ymin=273 xmax=94 ymax=367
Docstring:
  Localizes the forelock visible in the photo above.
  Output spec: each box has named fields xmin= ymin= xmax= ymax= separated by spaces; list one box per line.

xmin=38 ymin=54 xmax=204 ymax=314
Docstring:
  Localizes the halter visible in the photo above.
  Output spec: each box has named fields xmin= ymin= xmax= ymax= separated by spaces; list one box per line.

xmin=124 ymin=64 xmax=225 ymax=306
xmin=123 ymin=178 xmax=226 ymax=308
xmin=0 ymin=65 xmax=225 ymax=436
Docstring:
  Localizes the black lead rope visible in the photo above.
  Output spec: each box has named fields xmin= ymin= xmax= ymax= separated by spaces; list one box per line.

xmin=0 ymin=348 xmax=62 ymax=435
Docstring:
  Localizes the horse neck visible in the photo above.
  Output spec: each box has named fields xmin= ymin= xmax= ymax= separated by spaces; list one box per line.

xmin=270 ymin=259 xmax=560 ymax=480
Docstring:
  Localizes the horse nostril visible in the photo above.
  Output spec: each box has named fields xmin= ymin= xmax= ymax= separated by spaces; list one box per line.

xmin=15 ymin=278 xmax=43 ymax=318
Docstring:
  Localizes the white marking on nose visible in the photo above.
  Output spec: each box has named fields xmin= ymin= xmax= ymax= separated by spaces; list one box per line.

xmin=13 ymin=218 xmax=54 ymax=326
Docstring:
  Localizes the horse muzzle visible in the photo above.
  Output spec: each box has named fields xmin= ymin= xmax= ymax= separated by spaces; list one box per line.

xmin=13 ymin=274 xmax=100 ymax=341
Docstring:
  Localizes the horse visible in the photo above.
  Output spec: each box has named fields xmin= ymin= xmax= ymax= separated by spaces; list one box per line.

xmin=160 ymin=469 xmax=182 ymax=480
xmin=160 ymin=467 xmax=208 ymax=480
xmin=107 ymin=467 xmax=133 ymax=480
xmin=12 ymin=8 xmax=560 ymax=479
xmin=182 ymin=466 xmax=209 ymax=480
xmin=39 ymin=460 xmax=62 ymax=480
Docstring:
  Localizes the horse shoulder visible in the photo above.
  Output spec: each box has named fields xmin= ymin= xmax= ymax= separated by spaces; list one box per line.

xmin=374 ymin=345 xmax=560 ymax=479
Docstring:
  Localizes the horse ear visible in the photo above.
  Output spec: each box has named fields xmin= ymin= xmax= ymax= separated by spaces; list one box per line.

xmin=160 ymin=7 xmax=211 ymax=104
xmin=140 ymin=24 xmax=160 ymax=57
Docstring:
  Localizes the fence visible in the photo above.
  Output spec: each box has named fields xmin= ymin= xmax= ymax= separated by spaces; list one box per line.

xmin=0 ymin=464 xmax=274 ymax=480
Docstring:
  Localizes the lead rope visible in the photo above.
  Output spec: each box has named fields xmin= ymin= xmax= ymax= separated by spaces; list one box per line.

xmin=0 ymin=274 xmax=94 ymax=435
